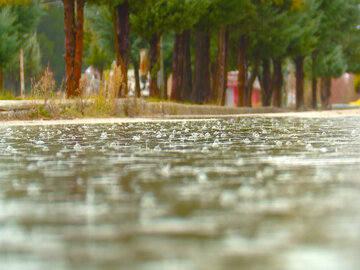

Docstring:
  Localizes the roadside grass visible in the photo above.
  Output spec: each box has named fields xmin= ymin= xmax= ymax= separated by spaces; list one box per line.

xmin=24 ymin=65 xmax=125 ymax=119
xmin=2 ymin=66 xmax=259 ymax=120
xmin=0 ymin=90 xmax=22 ymax=100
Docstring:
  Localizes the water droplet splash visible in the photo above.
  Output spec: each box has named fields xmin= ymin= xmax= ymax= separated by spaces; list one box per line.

xmin=197 ymin=171 xmax=208 ymax=183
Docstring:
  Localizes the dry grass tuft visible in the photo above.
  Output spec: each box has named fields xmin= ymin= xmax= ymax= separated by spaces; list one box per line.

xmin=30 ymin=66 xmax=56 ymax=102
xmin=23 ymin=64 xmax=143 ymax=120
xmin=29 ymin=66 xmax=62 ymax=119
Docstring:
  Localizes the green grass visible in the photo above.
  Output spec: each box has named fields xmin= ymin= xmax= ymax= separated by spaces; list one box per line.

xmin=0 ymin=90 xmax=22 ymax=100
xmin=148 ymin=97 xmax=165 ymax=103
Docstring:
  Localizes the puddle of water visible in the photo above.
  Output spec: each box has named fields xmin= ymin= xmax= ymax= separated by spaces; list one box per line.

xmin=1 ymin=116 xmax=360 ymax=269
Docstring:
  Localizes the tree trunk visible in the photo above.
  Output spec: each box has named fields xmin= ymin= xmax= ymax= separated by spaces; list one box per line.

xmin=171 ymin=31 xmax=192 ymax=102
xmin=212 ymin=26 xmax=224 ymax=103
xmin=272 ymin=58 xmax=283 ymax=108
xmin=114 ymin=1 xmax=130 ymax=97
xmin=294 ymin=56 xmax=305 ymax=109
xmin=113 ymin=9 xmax=119 ymax=64
xmin=134 ymin=61 xmax=141 ymax=98
xmin=213 ymin=26 xmax=229 ymax=105
xmin=63 ymin=0 xmax=76 ymax=97
xmin=261 ymin=58 xmax=272 ymax=106
xmin=194 ymin=31 xmax=211 ymax=104
xmin=237 ymin=35 xmax=247 ymax=107
xmin=171 ymin=33 xmax=184 ymax=101
xmin=20 ymin=48 xmax=25 ymax=97
xmin=182 ymin=30 xmax=192 ymax=102
xmin=219 ymin=28 xmax=229 ymax=106
xmin=74 ymin=0 xmax=85 ymax=94
xmin=0 ymin=67 xmax=3 ymax=91
xmin=244 ymin=54 xmax=259 ymax=107
xmin=312 ymin=78 xmax=317 ymax=109
xmin=163 ymin=71 xmax=168 ymax=99
xmin=149 ymin=33 xmax=160 ymax=98
xmin=321 ymin=77 xmax=331 ymax=110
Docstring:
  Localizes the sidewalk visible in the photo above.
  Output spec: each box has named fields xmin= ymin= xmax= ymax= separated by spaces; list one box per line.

xmin=2 ymin=99 xmax=360 ymax=125
xmin=0 ymin=98 xmax=291 ymax=120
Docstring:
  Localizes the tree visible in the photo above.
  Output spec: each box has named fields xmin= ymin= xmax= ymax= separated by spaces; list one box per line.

xmin=83 ymin=5 xmax=115 ymax=78
xmin=10 ymin=0 xmax=43 ymax=95
xmin=89 ymin=0 xmax=145 ymax=97
xmin=0 ymin=1 xmax=43 ymax=93
xmin=85 ymin=2 xmax=147 ymax=97
xmin=287 ymin=0 xmax=320 ymax=109
xmin=233 ymin=2 xmax=258 ymax=107
xmin=37 ymin=3 xmax=65 ymax=87
xmin=160 ymin=0 xmax=207 ymax=102
xmin=210 ymin=0 xmax=244 ymax=105
xmin=309 ymin=0 xmax=360 ymax=109
xmin=252 ymin=0 xmax=303 ymax=107
xmin=129 ymin=34 xmax=148 ymax=97
xmin=62 ymin=0 xmax=86 ymax=97
xmin=131 ymin=0 xmax=163 ymax=98
xmin=5 ymin=32 xmax=42 ymax=94
xmin=113 ymin=0 xmax=130 ymax=96
xmin=0 ymin=7 xmax=18 ymax=90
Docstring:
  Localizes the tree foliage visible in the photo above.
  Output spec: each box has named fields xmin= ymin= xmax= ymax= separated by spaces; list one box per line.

xmin=0 ymin=0 xmax=43 ymax=91
xmin=0 ymin=7 xmax=18 ymax=70
xmin=1 ymin=0 xmax=359 ymax=106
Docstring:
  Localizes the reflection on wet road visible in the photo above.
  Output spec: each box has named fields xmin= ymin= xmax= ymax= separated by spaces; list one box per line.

xmin=1 ymin=116 xmax=360 ymax=269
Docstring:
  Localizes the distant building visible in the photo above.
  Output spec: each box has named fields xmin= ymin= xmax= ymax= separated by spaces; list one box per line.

xmin=285 ymin=67 xmax=359 ymax=107
xmin=330 ymin=73 xmax=360 ymax=104
xmin=225 ymin=71 xmax=261 ymax=107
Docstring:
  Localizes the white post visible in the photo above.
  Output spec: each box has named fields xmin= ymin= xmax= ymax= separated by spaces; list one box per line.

xmin=159 ymin=35 xmax=165 ymax=100
xmin=20 ymin=48 xmax=25 ymax=98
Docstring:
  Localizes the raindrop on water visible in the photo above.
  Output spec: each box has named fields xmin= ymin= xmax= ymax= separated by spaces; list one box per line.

xmin=109 ymin=141 xmax=121 ymax=150
xmin=160 ymin=164 xmax=171 ymax=177
xmin=154 ymin=145 xmax=161 ymax=151
xmin=275 ymin=141 xmax=283 ymax=147
xmin=5 ymin=145 xmax=16 ymax=153
xmin=220 ymin=190 xmax=237 ymax=207
xmin=73 ymin=142 xmax=82 ymax=151
xmin=236 ymin=158 xmax=245 ymax=166
xmin=212 ymin=139 xmax=220 ymax=148
xmin=141 ymin=193 xmax=156 ymax=208
xmin=27 ymin=184 xmax=41 ymax=196
xmin=238 ymin=184 xmax=256 ymax=199
xmin=100 ymin=132 xmax=108 ymax=140
xmin=262 ymin=166 xmax=275 ymax=178
xmin=197 ymin=171 xmax=208 ymax=183
xmin=306 ymin=144 xmax=313 ymax=151
xmin=132 ymin=135 xmax=141 ymax=141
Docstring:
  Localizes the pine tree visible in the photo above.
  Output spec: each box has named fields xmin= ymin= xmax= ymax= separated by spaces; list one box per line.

xmin=309 ymin=0 xmax=360 ymax=109
xmin=83 ymin=5 xmax=115 ymax=78
xmin=0 ymin=7 xmax=18 ymax=90
xmin=62 ymin=0 xmax=86 ymax=97
xmin=287 ymin=0 xmax=320 ymax=109
xmin=145 ymin=0 xmax=207 ymax=102
xmin=0 ymin=1 xmax=43 ymax=93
